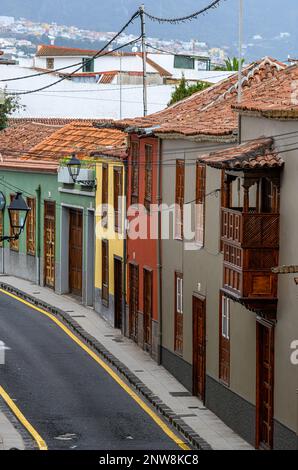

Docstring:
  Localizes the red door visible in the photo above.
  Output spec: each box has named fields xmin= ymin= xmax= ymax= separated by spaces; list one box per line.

xmin=256 ymin=322 xmax=275 ymax=449
xmin=143 ymin=269 xmax=153 ymax=351
xmin=129 ymin=264 xmax=139 ymax=343
xmin=193 ymin=296 xmax=206 ymax=403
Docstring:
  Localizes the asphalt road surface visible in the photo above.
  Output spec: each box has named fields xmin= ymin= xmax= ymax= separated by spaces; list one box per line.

xmin=0 ymin=291 xmax=184 ymax=450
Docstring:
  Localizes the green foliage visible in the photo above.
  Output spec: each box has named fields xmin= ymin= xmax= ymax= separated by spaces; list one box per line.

xmin=0 ymin=92 xmax=24 ymax=131
xmin=168 ymin=76 xmax=211 ymax=106
xmin=214 ymin=57 xmax=245 ymax=71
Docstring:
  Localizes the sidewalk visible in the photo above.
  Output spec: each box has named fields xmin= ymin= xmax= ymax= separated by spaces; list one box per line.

xmin=0 ymin=405 xmax=24 ymax=450
xmin=0 ymin=275 xmax=253 ymax=450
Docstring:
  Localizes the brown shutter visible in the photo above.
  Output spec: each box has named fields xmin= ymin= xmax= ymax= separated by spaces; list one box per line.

xmin=10 ymin=194 xmax=19 ymax=251
xmin=102 ymin=239 xmax=109 ymax=305
xmin=175 ymin=160 xmax=185 ymax=240
xmin=26 ymin=198 xmax=36 ymax=255
xmin=102 ymin=164 xmax=108 ymax=228
xmin=219 ymin=294 xmax=230 ymax=385
xmin=131 ymin=142 xmax=139 ymax=205
xmin=144 ymin=144 xmax=153 ymax=210
xmin=114 ymin=167 xmax=123 ymax=233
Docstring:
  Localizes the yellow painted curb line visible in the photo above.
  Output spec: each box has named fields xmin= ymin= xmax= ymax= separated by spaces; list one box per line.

xmin=0 ymin=289 xmax=190 ymax=451
xmin=0 ymin=385 xmax=47 ymax=450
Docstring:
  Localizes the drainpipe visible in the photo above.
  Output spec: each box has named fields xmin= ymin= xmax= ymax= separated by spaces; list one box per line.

xmin=122 ymin=158 xmax=128 ymax=337
xmin=36 ymin=185 xmax=41 ymax=285
xmin=157 ymin=138 xmax=163 ymax=365
xmin=1 ymin=206 xmax=5 ymax=274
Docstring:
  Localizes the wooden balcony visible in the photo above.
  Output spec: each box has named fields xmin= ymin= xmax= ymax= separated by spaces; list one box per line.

xmin=221 ymin=208 xmax=279 ymax=317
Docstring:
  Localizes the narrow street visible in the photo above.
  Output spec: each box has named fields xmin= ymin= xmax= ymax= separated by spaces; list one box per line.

xmin=0 ymin=291 xmax=185 ymax=450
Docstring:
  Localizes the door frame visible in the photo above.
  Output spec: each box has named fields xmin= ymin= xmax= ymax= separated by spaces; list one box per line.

xmin=256 ymin=319 xmax=275 ymax=450
xmin=129 ymin=262 xmax=139 ymax=342
xmin=44 ymin=200 xmax=56 ymax=289
xmin=114 ymin=255 xmax=123 ymax=330
xmin=192 ymin=293 xmax=206 ymax=404
xmin=68 ymin=208 xmax=83 ymax=297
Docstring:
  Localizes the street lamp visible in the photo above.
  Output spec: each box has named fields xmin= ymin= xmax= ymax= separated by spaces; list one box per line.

xmin=1 ymin=192 xmax=31 ymax=242
xmin=67 ymin=153 xmax=81 ymax=183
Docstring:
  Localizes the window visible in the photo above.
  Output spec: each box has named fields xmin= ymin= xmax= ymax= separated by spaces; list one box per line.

xmin=144 ymin=144 xmax=153 ymax=210
xmin=46 ymin=58 xmax=54 ymax=70
xmin=175 ymin=272 xmax=183 ymax=355
xmin=131 ymin=142 xmax=139 ymax=205
xmin=102 ymin=164 xmax=108 ymax=228
xmin=26 ymin=198 xmax=36 ymax=255
xmin=174 ymin=55 xmax=195 ymax=69
xmin=219 ymin=294 xmax=230 ymax=385
xmin=10 ymin=194 xmax=19 ymax=252
xmin=175 ymin=160 xmax=185 ymax=240
xmin=102 ymin=239 xmax=109 ymax=305
xmin=114 ymin=167 xmax=123 ymax=233
xmin=195 ymin=163 xmax=206 ymax=247
xmin=82 ymin=57 xmax=94 ymax=73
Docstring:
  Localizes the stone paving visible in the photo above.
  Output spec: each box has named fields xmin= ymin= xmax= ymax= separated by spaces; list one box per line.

xmin=0 ymin=275 xmax=253 ymax=451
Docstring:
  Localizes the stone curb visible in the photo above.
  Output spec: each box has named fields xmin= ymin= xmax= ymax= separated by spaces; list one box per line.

xmin=0 ymin=281 xmax=213 ymax=451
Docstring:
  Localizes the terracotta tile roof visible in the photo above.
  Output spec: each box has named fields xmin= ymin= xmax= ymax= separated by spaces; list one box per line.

xmin=98 ymin=57 xmax=286 ymax=139
xmin=22 ymin=122 xmax=127 ymax=161
xmin=8 ymin=117 xmax=108 ymax=126
xmin=36 ymin=44 xmax=140 ymax=58
xmin=198 ymin=137 xmax=284 ymax=170
xmin=98 ymin=71 xmax=118 ymax=84
xmin=233 ymin=64 xmax=298 ymax=118
xmin=0 ymin=158 xmax=58 ymax=173
xmin=0 ymin=122 xmax=62 ymax=159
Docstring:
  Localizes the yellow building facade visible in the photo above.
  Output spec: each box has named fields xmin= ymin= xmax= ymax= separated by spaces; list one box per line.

xmin=94 ymin=156 xmax=126 ymax=330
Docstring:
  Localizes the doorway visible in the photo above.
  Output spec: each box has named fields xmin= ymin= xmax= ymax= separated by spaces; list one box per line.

xmin=193 ymin=295 xmax=206 ymax=403
xmin=143 ymin=269 xmax=153 ymax=352
xmin=69 ymin=209 xmax=83 ymax=297
xmin=129 ymin=263 xmax=139 ymax=342
xmin=114 ymin=257 xmax=122 ymax=329
xmin=44 ymin=201 xmax=55 ymax=288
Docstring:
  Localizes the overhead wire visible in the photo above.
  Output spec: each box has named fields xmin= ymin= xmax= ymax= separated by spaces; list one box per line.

xmin=144 ymin=0 xmax=225 ymax=24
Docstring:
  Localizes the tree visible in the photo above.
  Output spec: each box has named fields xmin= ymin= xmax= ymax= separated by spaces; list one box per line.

xmin=214 ymin=57 xmax=245 ymax=72
xmin=168 ymin=75 xmax=211 ymax=106
xmin=0 ymin=92 xmax=24 ymax=131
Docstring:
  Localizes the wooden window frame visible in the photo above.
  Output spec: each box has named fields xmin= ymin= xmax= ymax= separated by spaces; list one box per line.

xmin=219 ymin=293 xmax=231 ymax=386
xmin=102 ymin=239 xmax=109 ymax=307
xmin=174 ymin=271 xmax=183 ymax=355
xmin=175 ymin=160 xmax=185 ymax=240
xmin=144 ymin=144 xmax=153 ymax=211
xmin=102 ymin=164 xmax=109 ymax=229
xmin=113 ymin=166 xmax=123 ymax=233
xmin=26 ymin=197 xmax=36 ymax=256
xmin=195 ymin=163 xmax=206 ymax=247
xmin=131 ymin=141 xmax=139 ymax=205
xmin=10 ymin=194 xmax=19 ymax=252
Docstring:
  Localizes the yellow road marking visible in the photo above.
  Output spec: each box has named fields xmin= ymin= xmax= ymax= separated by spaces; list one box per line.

xmin=0 ymin=288 xmax=190 ymax=451
xmin=0 ymin=385 xmax=47 ymax=450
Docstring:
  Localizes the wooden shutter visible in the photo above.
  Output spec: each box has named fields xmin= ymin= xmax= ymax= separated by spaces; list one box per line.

xmin=195 ymin=163 xmax=206 ymax=247
xmin=10 ymin=194 xmax=19 ymax=251
xmin=114 ymin=167 xmax=123 ymax=233
xmin=102 ymin=164 xmax=108 ymax=228
xmin=102 ymin=239 xmax=109 ymax=305
xmin=144 ymin=144 xmax=153 ymax=210
xmin=26 ymin=198 xmax=36 ymax=255
xmin=174 ymin=272 xmax=183 ymax=355
xmin=131 ymin=142 xmax=139 ymax=205
xmin=219 ymin=294 xmax=230 ymax=385
xmin=175 ymin=160 xmax=185 ymax=240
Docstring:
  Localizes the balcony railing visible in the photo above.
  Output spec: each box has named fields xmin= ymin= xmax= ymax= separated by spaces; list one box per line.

xmin=221 ymin=208 xmax=279 ymax=248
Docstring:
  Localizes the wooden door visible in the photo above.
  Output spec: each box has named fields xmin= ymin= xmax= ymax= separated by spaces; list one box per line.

xmin=114 ymin=257 xmax=122 ymax=329
xmin=143 ymin=269 xmax=153 ymax=351
xmin=129 ymin=264 xmax=139 ymax=342
xmin=256 ymin=322 xmax=275 ymax=450
xmin=69 ymin=209 xmax=83 ymax=296
xmin=44 ymin=201 xmax=55 ymax=288
xmin=193 ymin=296 xmax=206 ymax=403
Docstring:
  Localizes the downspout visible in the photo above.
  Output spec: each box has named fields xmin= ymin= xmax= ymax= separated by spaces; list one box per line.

xmin=157 ymin=138 xmax=163 ymax=365
xmin=36 ymin=185 xmax=41 ymax=285
xmin=1 ymin=205 xmax=5 ymax=274
xmin=122 ymin=158 xmax=128 ymax=337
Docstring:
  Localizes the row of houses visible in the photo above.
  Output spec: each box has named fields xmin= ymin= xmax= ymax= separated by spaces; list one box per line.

xmin=1 ymin=56 xmax=298 ymax=450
